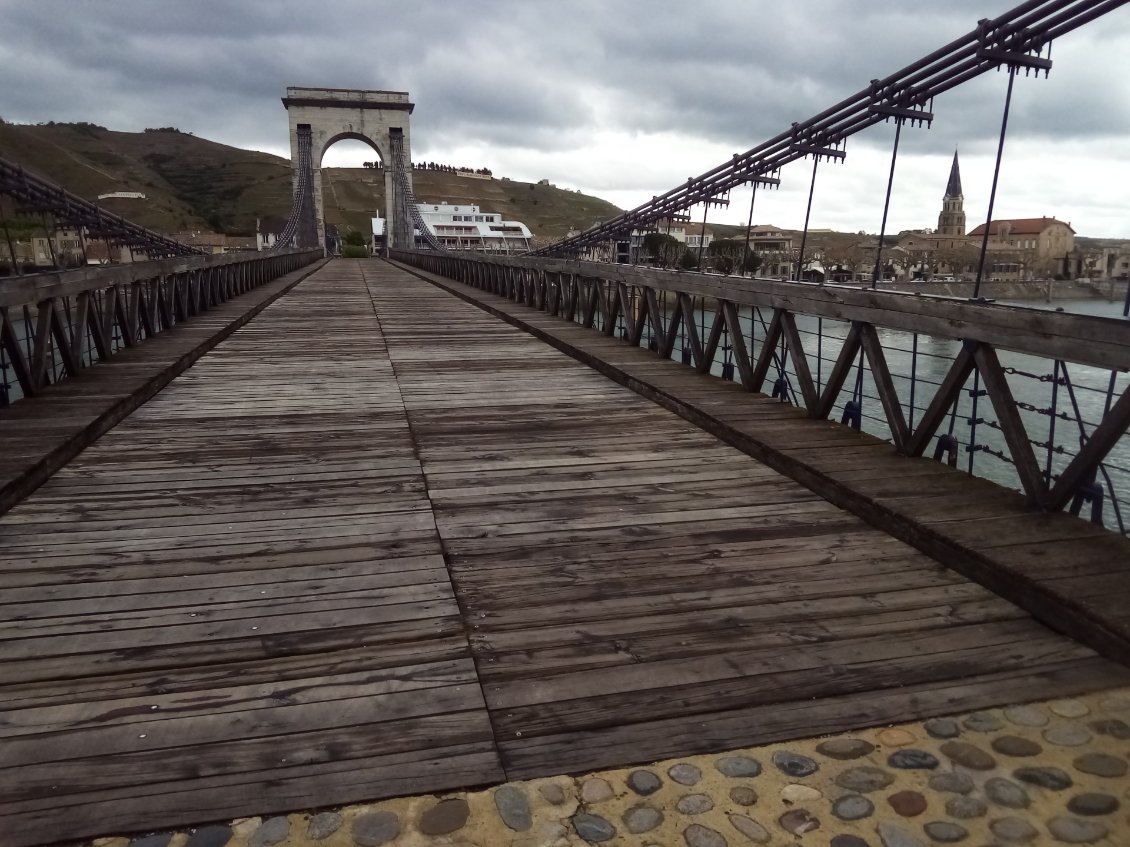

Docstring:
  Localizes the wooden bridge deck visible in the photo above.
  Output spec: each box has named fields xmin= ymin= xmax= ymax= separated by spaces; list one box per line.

xmin=0 ymin=259 xmax=1126 ymax=846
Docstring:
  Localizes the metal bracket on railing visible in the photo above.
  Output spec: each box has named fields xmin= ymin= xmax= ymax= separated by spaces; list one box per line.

xmin=977 ymin=18 xmax=1053 ymax=76
xmin=934 ymin=433 xmax=959 ymax=467
xmin=1069 ymin=472 xmax=1105 ymax=526
xmin=868 ymin=79 xmax=934 ymax=128
xmin=772 ymin=376 xmax=791 ymax=403
xmin=789 ymin=123 xmax=847 ymax=163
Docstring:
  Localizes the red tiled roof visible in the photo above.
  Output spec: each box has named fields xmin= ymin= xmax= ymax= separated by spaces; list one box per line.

xmin=968 ymin=217 xmax=1074 ymax=236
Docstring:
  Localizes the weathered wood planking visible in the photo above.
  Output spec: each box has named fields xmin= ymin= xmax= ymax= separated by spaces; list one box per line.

xmin=0 ymin=262 xmax=502 ymax=847
xmin=399 ymin=258 xmax=1130 ymax=668
xmin=365 ymin=261 xmax=1130 ymax=781
xmin=0 ymin=257 xmax=329 ymax=517
xmin=2 ymin=257 xmax=1128 ymax=847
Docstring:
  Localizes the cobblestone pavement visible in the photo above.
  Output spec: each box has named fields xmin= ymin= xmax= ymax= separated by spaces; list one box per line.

xmin=74 ymin=687 xmax=1130 ymax=847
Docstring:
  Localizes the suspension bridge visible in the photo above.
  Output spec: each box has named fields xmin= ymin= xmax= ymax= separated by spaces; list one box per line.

xmin=1 ymin=1 xmax=1129 ymax=845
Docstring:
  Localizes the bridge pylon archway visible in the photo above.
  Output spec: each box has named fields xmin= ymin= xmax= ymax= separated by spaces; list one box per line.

xmin=282 ymin=87 xmax=416 ymax=253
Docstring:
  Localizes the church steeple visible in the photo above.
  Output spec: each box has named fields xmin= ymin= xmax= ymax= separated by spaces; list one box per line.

xmin=945 ymin=150 xmax=962 ymax=198
xmin=938 ymin=149 xmax=966 ymax=236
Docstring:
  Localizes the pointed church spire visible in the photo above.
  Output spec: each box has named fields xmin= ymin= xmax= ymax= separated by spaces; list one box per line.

xmin=945 ymin=150 xmax=962 ymax=198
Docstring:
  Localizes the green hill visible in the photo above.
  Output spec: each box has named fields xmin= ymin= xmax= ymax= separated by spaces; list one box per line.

xmin=0 ymin=121 xmax=622 ymax=241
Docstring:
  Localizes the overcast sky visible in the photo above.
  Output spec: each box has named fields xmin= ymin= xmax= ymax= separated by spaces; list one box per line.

xmin=1 ymin=0 xmax=1128 ymax=237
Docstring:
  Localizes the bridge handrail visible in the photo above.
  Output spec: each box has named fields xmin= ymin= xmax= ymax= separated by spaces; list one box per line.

xmin=0 ymin=249 xmax=313 ymax=309
xmin=0 ymin=249 xmax=322 ymax=407
xmin=392 ymin=249 xmax=1130 ymax=532
xmin=402 ymin=252 xmax=1130 ymax=371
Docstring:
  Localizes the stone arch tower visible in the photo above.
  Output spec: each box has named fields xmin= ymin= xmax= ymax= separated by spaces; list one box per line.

xmin=282 ymin=87 xmax=415 ymax=251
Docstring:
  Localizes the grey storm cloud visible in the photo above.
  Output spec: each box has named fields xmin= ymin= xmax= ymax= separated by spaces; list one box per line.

xmin=1 ymin=0 xmax=1128 ymax=233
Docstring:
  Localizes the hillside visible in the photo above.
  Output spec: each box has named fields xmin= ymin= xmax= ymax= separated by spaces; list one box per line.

xmin=0 ymin=121 xmax=622 ymax=241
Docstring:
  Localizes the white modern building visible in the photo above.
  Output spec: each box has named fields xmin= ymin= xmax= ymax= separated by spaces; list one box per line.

xmin=415 ymin=202 xmax=533 ymax=252
xmin=370 ymin=217 xmax=386 ymax=254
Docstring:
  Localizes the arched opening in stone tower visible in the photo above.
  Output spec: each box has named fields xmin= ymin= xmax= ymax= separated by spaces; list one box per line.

xmin=319 ymin=136 xmax=386 ymax=252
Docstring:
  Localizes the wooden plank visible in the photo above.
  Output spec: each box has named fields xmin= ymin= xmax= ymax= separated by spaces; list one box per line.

xmin=780 ymin=310 xmax=818 ymax=410
xmin=859 ymin=322 xmax=910 ymax=452
xmin=0 ymin=261 xmax=504 ymax=847
xmin=973 ymin=342 xmax=1045 ymax=501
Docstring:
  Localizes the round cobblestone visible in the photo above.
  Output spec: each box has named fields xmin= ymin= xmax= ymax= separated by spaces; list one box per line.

xmin=1044 ymin=724 xmax=1093 ymax=746
xmin=668 ymin=763 xmax=703 ymax=785
xmin=877 ymin=821 xmax=927 ymax=847
xmin=989 ymin=816 xmax=1039 ymax=843
xmin=1100 ymin=693 xmax=1130 ymax=713
xmin=1049 ymin=699 xmax=1090 ymax=718
xmin=1046 ymin=815 xmax=1109 ymax=843
xmin=729 ymin=786 xmax=758 ymax=806
xmin=1089 ymin=718 xmax=1130 ymax=739
xmin=539 ymin=783 xmax=567 ymax=805
xmin=1066 ymin=792 xmax=1119 ymax=816
xmin=877 ymin=728 xmax=916 ymax=747
xmin=962 ymin=711 xmax=1004 ymax=732
xmin=831 ymin=837 xmax=873 ymax=847
xmin=778 ymin=808 xmax=820 ymax=835
xmin=929 ymin=772 xmax=974 ymax=794
xmin=991 ymin=735 xmax=1043 ymax=757
xmin=351 ymin=812 xmax=399 ymax=847
xmin=727 ymin=814 xmax=769 ymax=843
xmin=1013 ymin=766 xmax=1073 ymax=790
xmin=923 ymin=718 xmax=960 ymax=739
xmin=832 ymin=794 xmax=874 ymax=821
xmin=922 ymin=821 xmax=967 ymax=843
xmin=622 ymin=804 xmax=663 ymax=834
xmin=186 ymin=826 xmax=232 ymax=847
xmin=581 ymin=777 xmax=614 ymax=802
xmin=781 ymin=783 xmax=822 ymax=803
xmin=419 ymin=799 xmax=469 ymax=836
xmin=887 ymin=749 xmax=939 ymax=769
xmin=249 ymin=817 xmax=288 ymax=847
xmin=306 ymin=812 xmax=343 ymax=841
xmin=1004 ymin=704 xmax=1049 ymax=727
xmin=495 ymin=785 xmax=532 ymax=832
xmin=939 ymin=740 xmax=996 ymax=770
xmin=836 ymin=765 xmax=895 ymax=792
xmin=572 ymin=812 xmax=616 ymax=843
xmin=944 ymin=796 xmax=988 ymax=819
xmin=772 ymin=750 xmax=818 ymax=777
xmin=887 ymin=790 xmax=928 ymax=817
xmin=129 ymin=837 xmax=172 ymax=847
xmin=1072 ymin=752 xmax=1128 ymax=778
xmin=985 ymin=777 xmax=1030 ymax=809
xmin=715 ymin=755 xmax=761 ymax=778
xmin=627 ymin=769 xmax=662 ymax=796
xmin=684 ymin=823 xmax=728 ymax=847
xmin=676 ymin=793 xmax=714 ymax=815
xmin=816 ymin=738 xmax=875 ymax=759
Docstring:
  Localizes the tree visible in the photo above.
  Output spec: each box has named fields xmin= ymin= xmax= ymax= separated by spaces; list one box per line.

xmin=821 ymin=241 xmax=869 ymax=282
xmin=642 ymin=232 xmax=681 ymax=266
xmin=678 ymin=249 xmax=699 ymax=270
xmin=933 ymin=243 xmax=979 ymax=279
xmin=709 ymin=238 xmax=762 ymax=275
xmin=342 ymin=229 xmax=367 ymax=247
xmin=742 ymin=252 xmax=762 ymax=274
